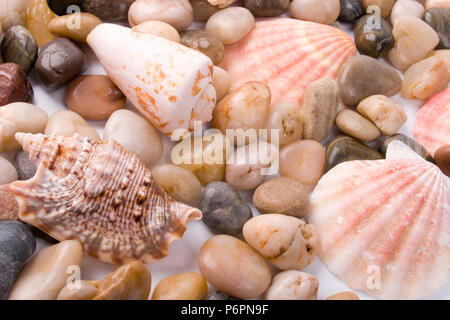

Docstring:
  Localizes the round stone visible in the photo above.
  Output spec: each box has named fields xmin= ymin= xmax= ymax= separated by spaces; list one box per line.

xmin=354 ymin=15 xmax=393 ymax=58
xmin=390 ymin=0 xmax=425 ymax=25
xmin=1 ymin=25 xmax=38 ymax=75
xmin=336 ymin=109 xmax=381 ymax=142
xmin=45 ymin=110 xmax=101 ymax=141
xmin=14 ymin=150 xmax=37 ymax=181
xmin=180 ymin=30 xmax=224 ymax=65
xmin=244 ymin=0 xmax=290 ymax=17
xmin=48 ymin=13 xmax=102 ymax=43
xmin=434 ymin=145 xmax=450 ymax=176
xmin=290 ymin=0 xmax=341 ymax=25
xmin=0 ymin=63 xmax=33 ymax=107
xmin=151 ymin=272 xmax=208 ymax=300
xmin=0 ymin=156 xmax=18 ymax=184
xmin=338 ymin=0 xmax=364 ymax=22
xmin=132 ymin=21 xmax=181 ymax=43
xmin=423 ymin=8 xmax=450 ymax=49
xmin=82 ymin=0 xmax=136 ymax=21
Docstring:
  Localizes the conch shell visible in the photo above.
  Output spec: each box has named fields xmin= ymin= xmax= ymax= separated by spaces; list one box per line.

xmin=9 ymin=133 xmax=202 ymax=264
xmin=87 ymin=23 xmax=216 ymax=137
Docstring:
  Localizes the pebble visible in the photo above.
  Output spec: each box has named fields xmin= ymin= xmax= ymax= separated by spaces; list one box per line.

xmin=47 ymin=0 xmax=84 ymax=16
xmin=104 ymin=109 xmax=163 ymax=167
xmin=388 ymin=16 xmax=440 ymax=70
xmin=27 ymin=0 xmax=56 ymax=47
xmin=354 ymin=15 xmax=393 ymax=58
xmin=300 ymin=77 xmax=340 ymax=142
xmin=212 ymin=66 xmax=230 ymax=101
xmin=9 ymin=240 xmax=83 ymax=300
xmin=243 ymin=214 xmax=318 ymax=270
xmin=45 ymin=110 xmax=101 ymax=141
xmin=434 ymin=145 xmax=450 ymax=176
xmin=360 ymin=0 xmax=395 ymax=18
xmin=0 ymin=221 xmax=36 ymax=298
xmin=326 ymin=135 xmax=382 ymax=171
xmin=14 ymin=151 xmax=37 ymax=181
xmin=338 ymin=0 xmax=364 ymax=22
xmin=1 ymin=26 xmax=38 ymax=74
xmin=290 ymin=0 xmax=341 ymax=25
xmin=244 ymin=0 xmax=290 ymax=17
xmin=0 ymin=102 xmax=48 ymax=152
xmin=357 ymin=95 xmax=407 ymax=135
xmin=191 ymin=0 xmax=219 ymax=22
xmin=180 ymin=30 xmax=224 ymax=65
xmin=152 ymin=164 xmax=202 ymax=207
xmin=128 ymin=0 xmax=194 ymax=31
xmin=429 ymin=50 xmax=450 ymax=80
xmin=265 ymin=102 xmax=303 ymax=146
xmin=253 ymin=177 xmax=310 ymax=218
xmin=263 ymin=271 xmax=319 ymax=300
xmin=423 ymin=8 xmax=450 ymax=49
xmin=0 ymin=0 xmax=29 ymax=31
xmin=152 ymin=272 xmax=207 ymax=300
xmin=337 ymin=55 xmax=402 ymax=106
xmin=206 ymin=291 xmax=237 ymax=300
xmin=48 ymin=13 xmax=102 ymax=43
xmin=57 ymin=281 xmax=99 ymax=300
xmin=35 ymin=38 xmax=85 ymax=91
xmin=336 ymin=109 xmax=381 ymax=142
xmin=391 ymin=0 xmax=425 ymax=25
xmin=82 ymin=0 xmax=136 ymax=21
xmin=0 ymin=63 xmax=33 ymax=107
xmin=205 ymin=7 xmax=255 ymax=45
xmin=0 ymin=185 xmax=19 ymax=221
xmin=401 ymin=56 xmax=448 ymax=100
xmin=279 ymin=140 xmax=325 ymax=186
xmin=327 ymin=291 xmax=360 ymax=300
xmin=133 ymin=21 xmax=181 ymax=43
xmin=379 ymin=133 xmax=433 ymax=161
xmin=198 ymin=234 xmax=272 ymax=299
xmin=199 ymin=182 xmax=252 ymax=236
xmin=66 ymin=75 xmax=126 ymax=121
xmin=425 ymin=0 xmax=450 ymax=10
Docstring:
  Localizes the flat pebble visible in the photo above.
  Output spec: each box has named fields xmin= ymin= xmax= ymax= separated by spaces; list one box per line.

xmin=66 ymin=75 xmax=126 ymax=121
xmin=57 ymin=281 xmax=98 ymax=300
xmin=47 ymin=0 xmax=84 ymax=16
xmin=243 ymin=214 xmax=318 ymax=270
xmin=338 ymin=0 xmax=364 ymax=22
xmin=253 ymin=177 xmax=310 ymax=218
xmin=265 ymin=102 xmax=303 ymax=146
xmin=434 ymin=145 xmax=450 ymax=176
xmin=354 ymin=15 xmax=393 ymax=58
xmin=191 ymin=0 xmax=219 ymax=22
xmin=27 ymin=0 xmax=56 ymax=47
xmin=199 ymin=182 xmax=252 ymax=236
xmin=379 ymin=133 xmax=433 ymax=161
xmin=429 ymin=50 xmax=450 ymax=80
xmin=152 ymin=164 xmax=202 ymax=207
xmin=244 ymin=0 xmax=290 ymax=17
xmin=337 ymin=55 xmax=402 ymax=106
xmin=425 ymin=0 xmax=450 ymax=10
xmin=290 ymin=0 xmax=340 ymax=25
xmin=0 ymin=63 xmax=33 ymax=107
xmin=0 ymin=155 xmax=17 ymax=184
xmin=336 ymin=109 xmax=381 ymax=142
xmin=1 ymin=25 xmax=38 ymax=74
xmin=14 ymin=151 xmax=37 ymax=181
xmin=205 ymin=7 xmax=255 ymax=45
xmin=212 ymin=66 xmax=230 ymax=101
xmin=48 ymin=13 xmax=102 ymax=43
xmin=104 ymin=109 xmax=163 ymax=167
xmin=0 ymin=185 xmax=19 ymax=221
xmin=198 ymin=234 xmax=272 ymax=299
xmin=180 ymin=30 xmax=224 ymax=65
xmin=128 ymin=0 xmax=194 ymax=31
xmin=0 ymin=221 xmax=35 ymax=297
xmin=132 ymin=21 xmax=181 ymax=43
xmin=263 ymin=271 xmax=318 ymax=300
xmin=152 ymin=272 xmax=207 ymax=300
xmin=361 ymin=0 xmax=395 ymax=17
xmin=45 ymin=110 xmax=100 ymax=141
xmin=423 ymin=8 xmax=450 ymax=49
xmin=82 ymin=0 xmax=136 ymax=21
xmin=391 ymin=0 xmax=425 ymax=24
xmin=327 ymin=291 xmax=360 ymax=300
xmin=9 ymin=240 xmax=83 ymax=300
xmin=279 ymin=140 xmax=325 ymax=186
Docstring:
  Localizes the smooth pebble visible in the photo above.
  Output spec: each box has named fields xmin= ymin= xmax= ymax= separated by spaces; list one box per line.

xmin=338 ymin=0 xmax=364 ymax=22
xmin=14 ymin=151 xmax=37 ymax=181
xmin=379 ymin=133 xmax=433 ymax=161
xmin=265 ymin=102 xmax=303 ymax=146
xmin=191 ymin=0 xmax=219 ymax=22
xmin=57 ymin=281 xmax=98 ymax=300
xmin=0 ymin=184 xmax=19 ymax=221
xmin=434 ymin=145 xmax=450 ymax=176
xmin=132 ymin=21 xmax=181 ymax=43
xmin=327 ymin=291 xmax=360 ymax=300
xmin=361 ymin=0 xmax=395 ymax=17
xmin=423 ymin=8 xmax=450 ymax=49
xmin=212 ymin=66 xmax=230 ymax=101
xmin=244 ymin=0 xmax=290 ymax=17
xmin=1 ymin=25 xmax=38 ymax=75
xmin=152 ymin=272 xmax=207 ymax=300
xmin=429 ymin=50 xmax=450 ymax=80
xmin=391 ymin=0 xmax=425 ymax=24
xmin=82 ymin=0 xmax=136 ymax=21
xmin=354 ymin=15 xmax=393 ymax=58
xmin=263 ymin=271 xmax=318 ymax=300
xmin=27 ymin=0 xmax=56 ymax=47
xmin=336 ymin=109 xmax=381 ymax=142
xmin=0 ymin=156 xmax=17 ymax=184
xmin=425 ymin=0 xmax=450 ymax=10
xmin=48 ymin=13 xmax=102 ymax=43
xmin=45 ymin=110 xmax=100 ymax=141
xmin=290 ymin=0 xmax=340 ymax=25
xmin=180 ymin=30 xmax=224 ymax=65
xmin=0 ymin=63 xmax=33 ymax=107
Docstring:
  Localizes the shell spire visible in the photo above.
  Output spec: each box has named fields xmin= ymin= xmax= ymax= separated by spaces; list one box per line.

xmin=10 ymin=133 xmax=202 ymax=264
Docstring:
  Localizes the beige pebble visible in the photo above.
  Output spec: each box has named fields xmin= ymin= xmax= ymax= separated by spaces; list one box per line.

xmin=198 ymin=234 xmax=272 ymax=299
xmin=361 ymin=0 xmax=395 ymax=17
xmin=152 ymin=164 xmax=202 ymax=207
xmin=9 ymin=240 xmax=83 ymax=300
xmin=429 ymin=50 xmax=450 ymax=80
xmin=336 ymin=109 xmax=381 ymax=142
xmin=152 ymin=272 xmax=208 ymax=300
xmin=191 ymin=0 xmax=219 ymax=22
xmin=357 ymin=95 xmax=407 ymax=136
xmin=45 ymin=110 xmax=100 ymax=141
xmin=401 ymin=56 xmax=448 ymax=100
xmin=289 ymin=0 xmax=340 ymax=24
xmin=263 ymin=271 xmax=318 ymax=300
xmin=205 ymin=7 xmax=255 ymax=45
xmin=48 ymin=13 xmax=102 ymax=43
xmin=0 ymin=184 xmax=19 ymax=220
xmin=388 ymin=16 xmax=440 ymax=70
xmin=57 ymin=281 xmax=99 ymax=300
xmin=391 ymin=0 xmax=425 ymax=25
xmin=265 ymin=102 xmax=303 ymax=147
xmin=104 ymin=110 xmax=163 ymax=167
xmin=0 ymin=157 xmax=18 ymax=184
xmin=132 ymin=20 xmax=181 ymax=43
xmin=212 ymin=66 xmax=230 ymax=101
xmin=279 ymin=140 xmax=325 ymax=186
xmin=243 ymin=214 xmax=318 ymax=270
xmin=206 ymin=0 xmax=238 ymax=7
xmin=425 ymin=0 xmax=450 ymax=10
xmin=0 ymin=102 xmax=48 ymax=152
xmin=253 ymin=177 xmax=310 ymax=218
xmin=327 ymin=291 xmax=360 ymax=300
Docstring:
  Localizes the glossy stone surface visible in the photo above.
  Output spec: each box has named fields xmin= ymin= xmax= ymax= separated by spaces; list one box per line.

xmin=0 ymin=63 xmax=33 ymax=106
xmin=83 ymin=0 xmax=136 ymax=21
xmin=338 ymin=0 xmax=364 ymax=22
xmin=27 ymin=0 xmax=56 ymax=47
xmin=290 ymin=0 xmax=341 ymax=25
xmin=326 ymin=135 xmax=382 ymax=171
xmin=180 ymin=30 xmax=224 ymax=65
xmin=0 ymin=156 xmax=18 ymax=185
xmin=191 ymin=0 xmax=219 ymax=22
xmin=45 ymin=110 xmax=101 ymax=140
xmin=423 ymin=8 xmax=450 ymax=49
xmin=151 ymin=272 xmax=207 ymax=300
xmin=434 ymin=145 xmax=450 ymax=176
xmin=46 ymin=0 xmax=83 ymax=15
xmin=354 ymin=15 xmax=393 ymax=58
xmin=48 ymin=13 xmax=102 ymax=43
xmin=244 ymin=0 xmax=290 ymax=17
xmin=133 ymin=21 xmax=181 ymax=43
xmin=1 ymin=26 xmax=38 ymax=75
xmin=390 ymin=0 xmax=425 ymax=25
xmin=14 ymin=151 xmax=37 ymax=181
xmin=336 ymin=109 xmax=381 ymax=141
xmin=379 ymin=134 xmax=433 ymax=161
xmin=361 ymin=0 xmax=395 ymax=18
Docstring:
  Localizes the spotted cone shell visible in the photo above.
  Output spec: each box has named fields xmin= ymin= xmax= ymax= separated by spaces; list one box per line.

xmin=310 ymin=143 xmax=450 ymax=299
xmin=222 ymin=18 xmax=356 ymax=109
xmin=10 ymin=133 xmax=202 ymax=264
xmin=414 ymin=88 xmax=450 ymax=157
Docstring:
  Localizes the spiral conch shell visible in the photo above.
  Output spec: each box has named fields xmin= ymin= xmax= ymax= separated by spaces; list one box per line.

xmin=9 ymin=133 xmax=202 ymax=264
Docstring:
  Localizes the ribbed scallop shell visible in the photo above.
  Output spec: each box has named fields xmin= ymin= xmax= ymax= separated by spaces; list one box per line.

xmin=9 ymin=133 xmax=202 ymax=264
xmin=221 ymin=18 xmax=356 ymax=108
xmin=414 ymin=88 xmax=450 ymax=156
xmin=310 ymin=150 xmax=450 ymax=299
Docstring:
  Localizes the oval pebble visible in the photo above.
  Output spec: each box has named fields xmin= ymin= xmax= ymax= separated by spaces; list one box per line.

xmin=0 ymin=157 xmax=18 ymax=185
xmin=132 ymin=21 xmax=181 ymax=43
xmin=327 ymin=291 xmax=360 ymax=300
xmin=82 ymin=0 xmax=135 ymax=21
xmin=48 ymin=13 xmax=102 ymax=43
xmin=263 ymin=271 xmax=318 ymax=300
xmin=425 ymin=0 xmax=450 ymax=10
xmin=27 ymin=0 xmax=56 ymax=47
xmin=423 ymin=8 xmax=450 ymax=50
xmin=0 ymin=63 xmax=33 ymax=107
xmin=354 ymin=15 xmax=393 ymax=58
xmin=338 ymin=0 xmax=364 ymax=22
xmin=1 ymin=25 xmax=38 ymax=75
xmin=152 ymin=272 xmax=207 ymax=300
xmin=45 ymin=110 xmax=100 ymax=141
xmin=265 ymin=102 xmax=303 ymax=146
xmin=290 ymin=0 xmax=340 ymax=25
xmin=244 ymin=0 xmax=290 ymax=17
xmin=360 ymin=0 xmax=395 ymax=18
xmin=212 ymin=66 xmax=230 ymax=101
xmin=180 ymin=30 xmax=224 ymax=65
xmin=434 ymin=145 xmax=450 ymax=176
xmin=429 ymin=50 xmax=450 ymax=80
xmin=336 ymin=109 xmax=381 ymax=142
xmin=391 ymin=0 xmax=425 ymax=25
xmin=14 ymin=151 xmax=37 ymax=181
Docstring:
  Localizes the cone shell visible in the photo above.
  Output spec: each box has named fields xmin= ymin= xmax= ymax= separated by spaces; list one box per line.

xmin=414 ymin=88 xmax=450 ymax=157
xmin=9 ymin=133 xmax=202 ymax=264
xmin=221 ymin=18 xmax=356 ymax=109
xmin=310 ymin=149 xmax=450 ymax=299
xmin=87 ymin=23 xmax=216 ymax=137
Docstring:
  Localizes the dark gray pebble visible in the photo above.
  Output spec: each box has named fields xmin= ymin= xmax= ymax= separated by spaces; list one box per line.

xmin=339 ymin=0 xmax=364 ymax=22
xmin=14 ymin=151 xmax=37 ymax=181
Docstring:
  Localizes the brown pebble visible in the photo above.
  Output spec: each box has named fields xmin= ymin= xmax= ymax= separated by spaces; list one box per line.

xmin=48 ymin=13 xmax=102 ymax=43
xmin=0 ymin=184 xmax=19 ymax=220
xmin=152 ymin=272 xmax=208 ymax=300
xmin=327 ymin=291 xmax=360 ymax=300
xmin=434 ymin=145 xmax=450 ymax=177
xmin=0 ymin=63 xmax=33 ymax=107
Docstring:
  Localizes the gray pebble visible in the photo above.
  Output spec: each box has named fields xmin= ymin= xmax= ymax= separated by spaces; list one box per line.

xmin=14 ymin=150 xmax=36 ymax=180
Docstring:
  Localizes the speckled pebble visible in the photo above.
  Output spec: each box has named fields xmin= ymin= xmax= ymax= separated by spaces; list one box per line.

xmin=14 ymin=151 xmax=37 ymax=181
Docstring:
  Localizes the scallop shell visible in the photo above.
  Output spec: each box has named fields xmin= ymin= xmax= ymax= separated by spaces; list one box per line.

xmin=309 ymin=143 xmax=450 ymax=299
xmin=221 ymin=18 xmax=356 ymax=109
xmin=87 ymin=23 xmax=216 ymax=137
xmin=414 ymin=87 xmax=450 ymax=157
xmin=9 ymin=133 xmax=202 ymax=264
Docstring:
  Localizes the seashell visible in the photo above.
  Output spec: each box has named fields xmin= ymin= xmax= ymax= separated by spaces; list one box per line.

xmin=310 ymin=144 xmax=450 ymax=299
xmin=414 ymin=87 xmax=450 ymax=157
xmin=221 ymin=18 xmax=356 ymax=109
xmin=87 ymin=23 xmax=216 ymax=137
xmin=9 ymin=133 xmax=202 ymax=264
